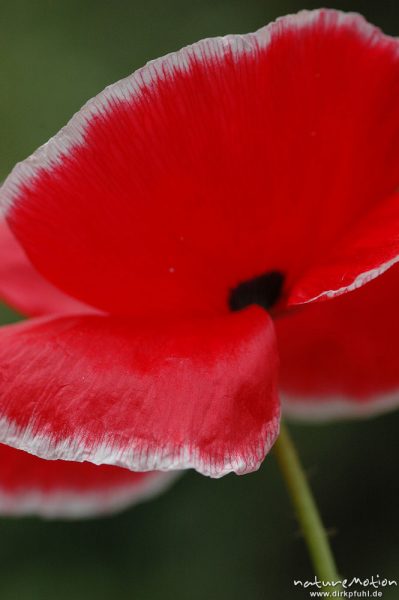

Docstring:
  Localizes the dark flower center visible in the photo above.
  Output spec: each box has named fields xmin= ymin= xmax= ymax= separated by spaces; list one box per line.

xmin=228 ymin=271 xmax=285 ymax=312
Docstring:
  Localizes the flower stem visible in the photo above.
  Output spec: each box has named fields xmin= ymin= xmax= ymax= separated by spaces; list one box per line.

xmin=273 ymin=422 xmax=342 ymax=593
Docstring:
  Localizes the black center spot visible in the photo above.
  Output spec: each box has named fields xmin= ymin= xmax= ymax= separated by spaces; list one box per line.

xmin=228 ymin=271 xmax=285 ymax=312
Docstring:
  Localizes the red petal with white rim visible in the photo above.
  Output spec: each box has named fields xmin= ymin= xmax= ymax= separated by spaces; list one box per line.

xmin=2 ymin=10 xmax=399 ymax=315
xmin=289 ymin=191 xmax=399 ymax=305
xmin=277 ymin=265 xmax=399 ymax=420
xmin=0 ymin=443 xmax=178 ymax=518
xmin=0 ymin=218 xmax=96 ymax=317
xmin=0 ymin=307 xmax=279 ymax=477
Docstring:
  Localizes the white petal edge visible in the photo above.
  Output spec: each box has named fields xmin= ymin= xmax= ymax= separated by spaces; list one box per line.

xmin=0 ymin=415 xmax=280 ymax=479
xmin=0 ymin=468 xmax=180 ymax=519
xmin=282 ymin=389 xmax=399 ymax=422
xmin=292 ymin=255 xmax=399 ymax=306
xmin=0 ymin=9 xmax=387 ymax=215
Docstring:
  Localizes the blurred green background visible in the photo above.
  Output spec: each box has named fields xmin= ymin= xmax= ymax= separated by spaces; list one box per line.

xmin=0 ymin=1 xmax=398 ymax=599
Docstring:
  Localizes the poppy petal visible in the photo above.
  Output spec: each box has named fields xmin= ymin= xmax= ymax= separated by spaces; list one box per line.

xmin=289 ymin=190 xmax=399 ymax=305
xmin=0 ymin=443 xmax=178 ymax=518
xmin=0 ymin=218 xmax=95 ymax=317
xmin=0 ymin=307 xmax=279 ymax=477
xmin=2 ymin=10 xmax=399 ymax=316
xmin=277 ymin=265 xmax=399 ymax=419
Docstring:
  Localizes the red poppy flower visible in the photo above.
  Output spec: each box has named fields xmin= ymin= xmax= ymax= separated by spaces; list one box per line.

xmin=1 ymin=8 xmax=399 ymax=517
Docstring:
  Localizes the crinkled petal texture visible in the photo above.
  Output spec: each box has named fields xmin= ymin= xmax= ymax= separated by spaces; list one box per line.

xmin=278 ymin=265 xmax=399 ymax=419
xmin=0 ymin=218 xmax=95 ymax=316
xmin=2 ymin=9 xmax=399 ymax=317
xmin=0 ymin=308 xmax=279 ymax=478
xmin=0 ymin=444 xmax=177 ymax=518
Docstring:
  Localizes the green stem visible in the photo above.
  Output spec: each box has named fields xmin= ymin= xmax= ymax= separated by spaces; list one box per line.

xmin=273 ymin=422 xmax=342 ymax=594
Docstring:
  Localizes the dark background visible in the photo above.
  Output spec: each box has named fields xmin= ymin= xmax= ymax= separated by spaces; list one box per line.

xmin=0 ymin=1 xmax=398 ymax=599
